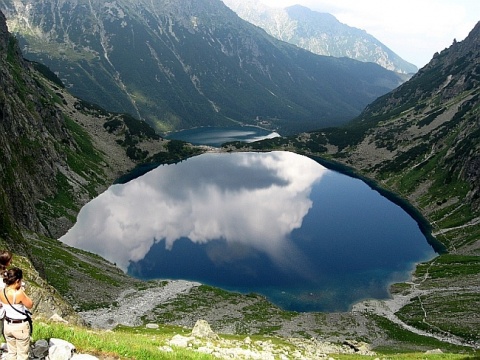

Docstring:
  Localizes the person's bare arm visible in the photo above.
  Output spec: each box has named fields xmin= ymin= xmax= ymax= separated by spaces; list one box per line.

xmin=18 ymin=289 xmax=33 ymax=309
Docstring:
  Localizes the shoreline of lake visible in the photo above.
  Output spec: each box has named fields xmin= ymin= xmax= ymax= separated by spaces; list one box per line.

xmin=161 ymin=123 xmax=278 ymax=137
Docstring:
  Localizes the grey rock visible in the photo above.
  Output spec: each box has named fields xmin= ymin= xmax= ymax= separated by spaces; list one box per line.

xmin=48 ymin=345 xmax=74 ymax=360
xmin=425 ymin=348 xmax=444 ymax=354
xmin=191 ymin=319 xmax=219 ymax=339
xmin=31 ymin=339 xmax=49 ymax=358
xmin=168 ymin=334 xmax=194 ymax=348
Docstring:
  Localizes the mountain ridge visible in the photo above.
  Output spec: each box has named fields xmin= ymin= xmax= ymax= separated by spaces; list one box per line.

xmin=222 ymin=0 xmax=418 ymax=74
xmin=0 ymin=0 xmax=404 ymax=134
xmin=331 ymin=21 xmax=480 ymax=226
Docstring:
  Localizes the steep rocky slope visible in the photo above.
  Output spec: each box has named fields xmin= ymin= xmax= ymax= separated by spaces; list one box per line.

xmin=323 ymin=22 xmax=480 ymax=255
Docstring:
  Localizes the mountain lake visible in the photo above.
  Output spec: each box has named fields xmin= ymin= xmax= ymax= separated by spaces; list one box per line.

xmin=60 ymin=138 xmax=438 ymax=312
xmin=164 ymin=125 xmax=281 ymax=147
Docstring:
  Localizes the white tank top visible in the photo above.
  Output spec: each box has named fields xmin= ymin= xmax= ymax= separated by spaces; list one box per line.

xmin=2 ymin=290 xmax=27 ymax=320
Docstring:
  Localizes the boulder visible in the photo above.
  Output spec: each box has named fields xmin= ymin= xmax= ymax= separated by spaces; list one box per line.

xmin=191 ymin=319 xmax=219 ymax=340
xmin=31 ymin=339 xmax=49 ymax=358
xmin=49 ymin=313 xmax=69 ymax=323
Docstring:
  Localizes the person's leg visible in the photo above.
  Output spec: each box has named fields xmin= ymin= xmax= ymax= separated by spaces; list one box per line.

xmin=3 ymin=323 xmax=18 ymax=360
xmin=11 ymin=322 xmax=30 ymax=360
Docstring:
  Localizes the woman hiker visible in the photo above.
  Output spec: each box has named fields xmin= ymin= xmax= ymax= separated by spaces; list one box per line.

xmin=0 ymin=250 xmax=13 ymax=344
xmin=0 ymin=267 xmax=33 ymax=360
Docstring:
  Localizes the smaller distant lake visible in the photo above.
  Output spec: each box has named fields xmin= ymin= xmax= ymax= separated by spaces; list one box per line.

xmin=164 ymin=125 xmax=280 ymax=147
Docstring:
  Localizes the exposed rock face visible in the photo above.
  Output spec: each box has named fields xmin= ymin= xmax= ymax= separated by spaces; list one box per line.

xmin=191 ymin=319 xmax=220 ymax=339
xmin=0 ymin=11 xmax=7 ymax=50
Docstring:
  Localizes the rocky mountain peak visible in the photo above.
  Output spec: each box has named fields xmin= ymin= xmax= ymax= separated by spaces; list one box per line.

xmin=222 ymin=0 xmax=417 ymax=74
xmin=369 ymin=20 xmax=480 ymax=113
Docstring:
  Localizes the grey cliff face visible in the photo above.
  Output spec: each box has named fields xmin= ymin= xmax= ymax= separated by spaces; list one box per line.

xmin=0 ymin=12 xmax=65 ymax=241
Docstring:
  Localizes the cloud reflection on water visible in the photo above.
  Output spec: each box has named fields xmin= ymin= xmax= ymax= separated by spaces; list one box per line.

xmin=60 ymin=151 xmax=327 ymax=272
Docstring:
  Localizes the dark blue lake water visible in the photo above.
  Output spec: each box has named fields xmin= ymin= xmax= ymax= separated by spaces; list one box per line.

xmin=164 ymin=126 xmax=280 ymax=147
xmin=60 ymin=151 xmax=436 ymax=312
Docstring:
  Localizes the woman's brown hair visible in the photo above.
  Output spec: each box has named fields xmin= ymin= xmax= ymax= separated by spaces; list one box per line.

xmin=0 ymin=250 xmax=12 ymax=271
xmin=2 ymin=267 xmax=23 ymax=287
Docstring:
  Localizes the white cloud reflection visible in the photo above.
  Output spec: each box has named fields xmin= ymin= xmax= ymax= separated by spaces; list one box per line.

xmin=246 ymin=131 xmax=281 ymax=143
xmin=60 ymin=151 xmax=328 ymax=271
xmin=179 ymin=129 xmax=280 ymax=146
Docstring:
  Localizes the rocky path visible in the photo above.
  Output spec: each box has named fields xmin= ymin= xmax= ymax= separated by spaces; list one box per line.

xmin=352 ymin=265 xmax=480 ymax=350
xmin=79 ymin=280 xmax=201 ymax=329
xmin=352 ymin=292 xmax=470 ymax=347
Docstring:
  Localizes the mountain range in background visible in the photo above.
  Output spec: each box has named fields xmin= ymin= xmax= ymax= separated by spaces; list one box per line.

xmin=0 ymin=0 xmax=405 ymax=135
xmin=222 ymin=0 xmax=418 ymax=75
